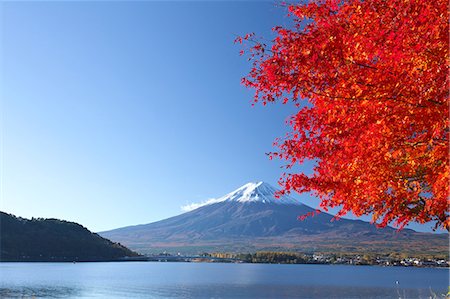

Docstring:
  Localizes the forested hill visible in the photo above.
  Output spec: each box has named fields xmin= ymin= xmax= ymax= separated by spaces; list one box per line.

xmin=0 ymin=212 xmax=140 ymax=262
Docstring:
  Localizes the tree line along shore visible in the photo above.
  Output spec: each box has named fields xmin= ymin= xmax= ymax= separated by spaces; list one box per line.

xmin=147 ymin=251 xmax=449 ymax=267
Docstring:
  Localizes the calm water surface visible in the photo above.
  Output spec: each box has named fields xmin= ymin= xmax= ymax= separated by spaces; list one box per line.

xmin=0 ymin=262 xmax=448 ymax=298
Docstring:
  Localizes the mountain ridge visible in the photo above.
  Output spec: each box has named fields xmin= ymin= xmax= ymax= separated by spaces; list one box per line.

xmin=0 ymin=211 xmax=141 ymax=262
xmin=100 ymin=182 xmax=448 ymax=255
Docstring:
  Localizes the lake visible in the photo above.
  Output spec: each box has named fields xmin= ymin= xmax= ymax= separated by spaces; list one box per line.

xmin=0 ymin=262 xmax=448 ymax=298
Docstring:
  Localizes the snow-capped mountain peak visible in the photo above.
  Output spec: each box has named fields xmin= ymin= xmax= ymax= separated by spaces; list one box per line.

xmin=181 ymin=181 xmax=302 ymax=211
xmin=218 ymin=181 xmax=300 ymax=204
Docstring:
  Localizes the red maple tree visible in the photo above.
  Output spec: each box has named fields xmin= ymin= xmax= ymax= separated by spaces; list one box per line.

xmin=238 ymin=0 xmax=449 ymax=230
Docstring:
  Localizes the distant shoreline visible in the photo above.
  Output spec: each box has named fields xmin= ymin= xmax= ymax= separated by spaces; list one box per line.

xmin=0 ymin=256 xmax=148 ymax=263
xmin=2 ymin=255 xmax=448 ymax=268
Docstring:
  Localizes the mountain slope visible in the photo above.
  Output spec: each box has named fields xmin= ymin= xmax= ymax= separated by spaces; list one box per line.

xmin=0 ymin=212 xmax=140 ymax=261
xmin=100 ymin=182 xmax=448 ymax=255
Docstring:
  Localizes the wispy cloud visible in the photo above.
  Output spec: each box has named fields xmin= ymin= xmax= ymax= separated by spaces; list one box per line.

xmin=181 ymin=198 xmax=223 ymax=212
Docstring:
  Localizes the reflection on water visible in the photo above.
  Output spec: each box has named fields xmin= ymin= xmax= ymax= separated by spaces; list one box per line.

xmin=128 ymin=285 xmax=445 ymax=299
xmin=0 ymin=262 xmax=448 ymax=298
xmin=0 ymin=284 xmax=446 ymax=298
xmin=0 ymin=286 xmax=81 ymax=298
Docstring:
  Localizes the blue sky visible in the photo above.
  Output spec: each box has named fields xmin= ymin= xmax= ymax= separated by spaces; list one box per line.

xmin=1 ymin=1 xmax=438 ymax=233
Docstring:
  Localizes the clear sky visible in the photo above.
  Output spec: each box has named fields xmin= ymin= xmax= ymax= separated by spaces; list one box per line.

xmin=1 ymin=1 xmax=438 ymax=233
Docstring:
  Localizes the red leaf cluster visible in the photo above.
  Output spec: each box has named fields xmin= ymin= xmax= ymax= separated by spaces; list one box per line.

xmin=240 ymin=0 xmax=449 ymax=230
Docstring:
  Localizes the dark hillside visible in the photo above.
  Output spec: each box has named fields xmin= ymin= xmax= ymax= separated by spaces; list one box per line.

xmin=0 ymin=212 xmax=140 ymax=262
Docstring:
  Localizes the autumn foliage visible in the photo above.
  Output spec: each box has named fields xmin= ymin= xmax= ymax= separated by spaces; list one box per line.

xmin=238 ymin=0 xmax=449 ymax=230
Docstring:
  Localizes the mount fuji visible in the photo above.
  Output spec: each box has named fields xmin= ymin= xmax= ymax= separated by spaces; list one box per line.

xmin=181 ymin=181 xmax=302 ymax=211
xmin=100 ymin=182 xmax=447 ymax=255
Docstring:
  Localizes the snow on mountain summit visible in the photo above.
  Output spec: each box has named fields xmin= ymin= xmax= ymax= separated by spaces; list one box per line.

xmin=218 ymin=181 xmax=297 ymax=204
xmin=181 ymin=181 xmax=302 ymax=212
